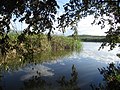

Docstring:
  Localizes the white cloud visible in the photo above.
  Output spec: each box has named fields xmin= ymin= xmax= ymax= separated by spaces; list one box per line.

xmin=68 ymin=42 xmax=120 ymax=64
xmin=77 ymin=15 xmax=109 ymax=36
xmin=53 ymin=13 xmax=110 ymax=36
xmin=61 ymin=15 xmax=110 ymax=36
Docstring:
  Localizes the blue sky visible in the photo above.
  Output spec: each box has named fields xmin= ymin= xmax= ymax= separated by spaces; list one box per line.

xmin=10 ymin=0 xmax=109 ymax=36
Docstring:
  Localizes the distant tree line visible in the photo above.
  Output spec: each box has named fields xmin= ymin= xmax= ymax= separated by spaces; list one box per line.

xmin=69 ymin=35 xmax=106 ymax=42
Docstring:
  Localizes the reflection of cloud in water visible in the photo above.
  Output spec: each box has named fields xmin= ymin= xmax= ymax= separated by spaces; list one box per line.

xmin=68 ymin=42 xmax=120 ymax=64
xmin=42 ymin=43 xmax=120 ymax=64
xmin=42 ymin=59 xmax=66 ymax=65
xmin=21 ymin=64 xmax=54 ymax=80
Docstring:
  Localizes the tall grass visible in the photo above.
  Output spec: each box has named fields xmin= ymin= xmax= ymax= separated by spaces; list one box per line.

xmin=51 ymin=35 xmax=82 ymax=51
xmin=3 ymin=33 xmax=82 ymax=59
xmin=8 ymin=34 xmax=82 ymax=52
xmin=0 ymin=34 xmax=82 ymax=70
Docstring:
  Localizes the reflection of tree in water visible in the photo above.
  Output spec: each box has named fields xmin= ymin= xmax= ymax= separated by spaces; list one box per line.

xmin=22 ymin=65 xmax=81 ymax=90
xmin=22 ymin=76 xmax=49 ymax=90
xmin=1 ymin=62 xmax=120 ymax=90
xmin=0 ymin=69 xmax=3 ymax=90
xmin=91 ymin=63 xmax=120 ymax=90
xmin=57 ymin=65 xmax=80 ymax=90
xmin=0 ymin=50 xmax=72 ymax=72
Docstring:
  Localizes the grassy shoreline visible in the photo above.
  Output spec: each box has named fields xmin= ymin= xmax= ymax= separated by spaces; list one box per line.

xmin=0 ymin=34 xmax=82 ymax=71
xmin=0 ymin=33 xmax=82 ymax=61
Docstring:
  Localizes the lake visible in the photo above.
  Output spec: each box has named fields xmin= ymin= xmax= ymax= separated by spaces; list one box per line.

xmin=0 ymin=42 xmax=120 ymax=90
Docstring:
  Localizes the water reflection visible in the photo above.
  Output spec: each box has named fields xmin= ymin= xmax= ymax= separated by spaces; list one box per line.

xmin=0 ymin=71 xmax=3 ymax=90
xmin=0 ymin=42 xmax=120 ymax=90
xmin=22 ymin=76 xmax=48 ymax=90
xmin=21 ymin=63 xmax=120 ymax=90
xmin=0 ymin=50 xmax=73 ymax=72
xmin=21 ymin=64 xmax=54 ymax=80
xmin=22 ymin=65 xmax=81 ymax=90
xmin=79 ymin=42 xmax=120 ymax=64
xmin=57 ymin=65 xmax=80 ymax=90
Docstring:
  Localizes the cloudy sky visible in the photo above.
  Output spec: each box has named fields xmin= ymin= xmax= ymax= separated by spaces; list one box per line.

xmin=55 ymin=0 xmax=110 ymax=36
xmin=11 ymin=0 xmax=109 ymax=36
xmin=67 ymin=15 xmax=109 ymax=36
xmin=53 ymin=15 xmax=109 ymax=36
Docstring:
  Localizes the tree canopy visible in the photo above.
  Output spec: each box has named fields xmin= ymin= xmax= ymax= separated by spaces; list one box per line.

xmin=0 ymin=0 xmax=120 ymax=55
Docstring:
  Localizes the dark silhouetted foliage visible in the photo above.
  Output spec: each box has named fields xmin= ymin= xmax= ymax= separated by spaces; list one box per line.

xmin=91 ymin=63 xmax=120 ymax=90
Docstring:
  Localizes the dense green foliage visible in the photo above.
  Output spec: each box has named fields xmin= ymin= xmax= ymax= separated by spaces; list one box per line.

xmin=9 ymin=33 xmax=81 ymax=52
xmin=51 ymin=35 xmax=81 ymax=51
xmin=0 ymin=33 xmax=82 ymax=61
xmin=0 ymin=33 xmax=81 ymax=71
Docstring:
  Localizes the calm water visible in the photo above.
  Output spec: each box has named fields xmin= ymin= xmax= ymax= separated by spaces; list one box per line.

xmin=0 ymin=42 xmax=120 ymax=90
